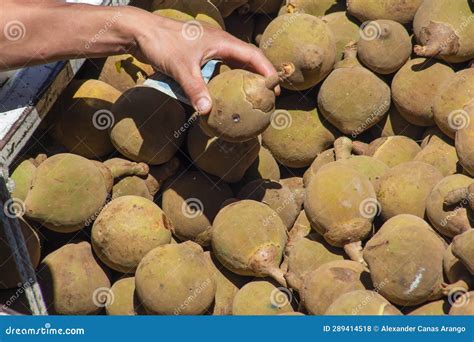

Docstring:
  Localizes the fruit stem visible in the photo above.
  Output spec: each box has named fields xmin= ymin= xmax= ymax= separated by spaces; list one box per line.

xmin=334 ymin=137 xmax=353 ymax=160
xmin=265 ymin=63 xmax=296 ymax=89
xmin=351 ymin=141 xmax=369 ymax=155
xmin=343 ymin=41 xmax=358 ymax=60
xmin=444 ymin=187 xmax=470 ymax=206
xmin=441 ymin=280 xmax=469 ymax=296
xmin=344 ymin=241 xmax=368 ymax=267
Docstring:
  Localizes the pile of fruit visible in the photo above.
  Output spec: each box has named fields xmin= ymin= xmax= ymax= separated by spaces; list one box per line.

xmin=1 ymin=0 xmax=474 ymax=316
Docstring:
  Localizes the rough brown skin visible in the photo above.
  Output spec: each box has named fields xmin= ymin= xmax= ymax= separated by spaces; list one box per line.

xmin=91 ymin=196 xmax=172 ymax=273
xmin=377 ymin=161 xmax=443 ymax=221
xmin=280 ymin=177 xmax=305 ymax=210
xmin=260 ymin=13 xmax=336 ymax=90
xmin=452 ymin=229 xmax=474 ymax=274
xmin=98 ymin=54 xmax=155 ymax=92
xmin=212 ymin=200 xmax=288 ymax=285
xmin=24 ymin=154 xmax=109 ymax=233
xmin=392 ymin=58 xmax=455 ymax=127
xmin=240 ymin=146 xmax=281 ymax=185
xmin=413 ymin=0 xmax=474 ymax=63
xmin=50 ymin=79 xmax=120 ymax=158
xmin=199 ymin=69 xmax=280 ymax=143
xmin=408 ymin=299 xmax=450 ymax=315
xmin=357 ymin=20 xmax=412 ymax=75
xmin=414 ymin=127 xmax=459 ymax=177
xmin=187 ymin=124 xmax=260 ymax=183
xmin=426 ymin=174 xmax=473 ymax=238
xmin=455 ymin=100 xmax=474 ymax=176
xmin=0 ymin=219 xmax=41 ymax=290
xmin=442 ymin=244 xmax=474 ymax=295
xmin=347 ymin=0 xmax=423 ymax=24
xmin=110 ymin=86 xmax=186 ymax=165
xmin=301 ymin=260 xmax=370 ymax=315
xmin=103 ymin=158 xmax=149 ymax=179
xmin=324 ymin=290 xmax=402 ymax=315
xmin=318 ymin=43 xmax=390 ymax=135
xmin=363 ymin=214 xmax=446 ymax=306
xmin=448 ymin=292 xmax=474 ymax=315
xmin=232 ymin=281 xmax=294 ymax=315
xmin=261 ymin=94 xmax=337 ymax=168
xmin=162 ymin=171 xmax=233 ymax=246
xmin=106 ymin=277 xmax=136 ymax=316
xmin=369 ymin=106 xmax=425 ymax=141
xmin=237 ymin=179 xmax=300 ymax=229
xmin=38 ymin=241 xmax=111 ymax=315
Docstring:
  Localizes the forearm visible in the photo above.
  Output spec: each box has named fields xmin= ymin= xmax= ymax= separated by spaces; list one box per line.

xmin=0 ymin=0 xmax=144 ymax=70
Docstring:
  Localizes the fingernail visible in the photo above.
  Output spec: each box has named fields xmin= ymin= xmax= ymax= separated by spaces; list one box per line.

xmin=195 ymin=97 xmax=212 ymax=114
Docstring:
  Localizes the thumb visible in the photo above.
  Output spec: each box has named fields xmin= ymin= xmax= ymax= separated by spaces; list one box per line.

xmin=175 ymin=65 xmax=213 ymax=115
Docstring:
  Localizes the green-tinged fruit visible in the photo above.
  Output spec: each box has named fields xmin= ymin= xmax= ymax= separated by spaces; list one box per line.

xmin=392 ymin=58 xmax=454 ymax=127
xmin=338 ymin=156 xmax=390 ymax=191
xmin=455 ymin=100 xmax=474 ymax=175
xmin=325 ymin=290 xmax=402 ymax=315
xmin=232 ymin=281 xmax=294 ymax=315
xmin=426 ymin=174 xmax=473 ymax=238
xmin=50 ymin=79 xmax=120 ymax=158
xmin=369 ymin=105 xmax=425 ymax=140
xmin=162 ymin=171 xmax=233 ymax=246
xmin=0 ymin=219 xmax=40 ymax=289
xmin=112 ymin=176 xmax=156 ymax=201
xmin=260 ymin=14 xmax=336 ymax=90
xmin=106 ymin=278 xmax=136 ymax=316
xmin=408 ymin=300 xmax=450 ymax=315
xmin=278 ymin=0 xmax=345 ymax=16
xmin=413 ymin=0 xmax=474 ymax=63
xmin=303 ymin=148 xmax=335 ymax=187
xmin=110 ymin=87 xmax=186 ymax=165
xmin=452 ymin=229 xmax=474 ymax=274
xmin=449 ymin=292 xmax=474 ymax=315
xmin=262 ymin=94 xmax=337 ymax=168
xmin=318 ymin=43 xmax=390 ymax=135
xmin=357 ymin=20 xmax=411 ymax=75
xmin=288 ymin=210 xmax=312 ymax=237
xmin=187 ymin=124 xmax=260 ymax=183
xmin=212 ymin=200 xmax=288 ymax=285
xmin=135 ymin=242 xmax=216 ymax=315
xmin=415 ymin=127 xmax=459 ymax=176
xmin=92 ymin=196 xmax=172 ymax=273
xmin=347 ymin=0 xmax=423 ymax=24
xmin=10 ymin=158 xmax=39 ymax=202
xmin=354 ymin=136 xmax=421 ymax=168
xmin=98 ymin=54 xmax=154 ymax=92
xmin=24 ymin=154 xmax=109 ymax=233
xmin=241 ymin=146 xmax=281 ymax=184
xmin=204 ymin=252 xmax=239 ymax=316
xmin=377 ymin=161 xmax=443 ymax=220
xmin=442 ymin=245 xmax=473 ymax=295
xmin=237 ymin=179 xmax=300 ymax=229
xmin=363 ymin=214 xmax=446 ymax=306
xmin=301 ymin=260 xmax=370 ymax=315
xmin=280 ymin=177 xmax=305 ymax=210
xmin=322 ymin=11 xmax=360 ymax=61
xmin=38 ymin=241 xmax=110 ymax=315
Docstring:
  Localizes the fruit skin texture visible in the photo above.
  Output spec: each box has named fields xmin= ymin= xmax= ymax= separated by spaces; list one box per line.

xmin=232 ymin=281 xmax=294 ymax=315
xmin=347 ymin=0 xmax=423 ymax=24
xmin=199 ymin=69 xmax=276 ymax=143
xmin=392 ymin=59 xmax=454 ymax=127
xmin=187 ymin=124 xmax=260 ymax=183
xmin=38 ymin=241 xmax=110 ymax=315
xmin=303 ymin=148 xmax=335 ymax=186
xmin=0 ymin=220 xmax=41 ymax=290
xmin=377 ymin=161 xmax=443 ymax=221
xmin=240 ymin=146 xmax=281 ymax=184
xmin=279 ymin=0 xmax=345 ymax=16
xmin=110 ymin=87 xmax=186 ymax=165
xmin=106 ymin=277 xmax=136 ymax=316
xmin=301 ymin=260 xmax=370 ymax=315
xmin=370 ymin=106 xmax=425 ymax=141
xmin=260 ymin=14 xmax=336 ymax=90
xmin=10 ymin=159 xmax=38 ymax=202
xmin=92 ymin=196 xmax=172 ymax=273
xmin=358 ymin=136 xmax=421 ymax=168
xmin=455 ymin=101 xmax=474 ymax=176
xmin=443 ymin=244 xmax=473 ymax=294
xmin=322 ymin=11 xmax=360 ymax=61
xmin=413 ymin=0 xmax=474 ymax=63
xmin=50 ymin=79 xmax=120 ymax=158
xmin=426 ymin=174 xmax=473 ymax=238
xmin=363 ymin=214 xmax=446 ymax=306
xmin=357 ymin=20 xmax=411 ymax=75
xmin=433 ymin=69 xmax=474 ymax=140
xmin=262 ymin=94 xmax=337 ymax=168
xmin=452 ymin=229 xmax=474 ymax=274
xmin=135 ymin=242 xmax=216 ymax=315
xmin=212 ymin=200 xmax=288 ymax=284
xmin=24 ymin=154 xmax=109 ymax=233
xmin=408 ymin=300 xmax=449 ymax=315
xmin=162 ymin=171 xmax=233 ymax=246
xmin=304 ymin=162 xmax=376 ymax=247
xmin=318 ymin=44 xmax=390 ymax=135
xmin=98 ymin=54 xmax=154 ymax=92
xmin=449 ymin=292 xmax=474 ymax=315
xmin=414 ymin=127 xmax=459 ymax=177
xmin=338 ymin=156 xmax=389 ymax=191
xmin=324 ymin=290 xmax=402 ymax=315
xmin=237 ymin=179 xmax=300 ymax=229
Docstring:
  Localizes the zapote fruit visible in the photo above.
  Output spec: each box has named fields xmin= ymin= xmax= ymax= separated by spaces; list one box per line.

xmin=324 ymin=290 xmax=402 ymax=315
xmin=454 ymin=100 xmax=474 ymax=176
xmin=347 ymin=0 xmax=424 ymax=24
